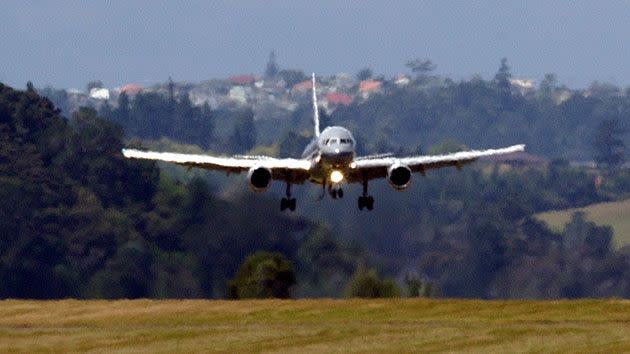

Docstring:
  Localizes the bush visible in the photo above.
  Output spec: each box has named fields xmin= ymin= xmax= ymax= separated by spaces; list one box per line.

xmin=227 ymin=251 xmax=296 ymax=299
xmin=404 ymin=274 xmax=432 ymax=297
xmin=344 ymin=266 xmax=400 ymax=298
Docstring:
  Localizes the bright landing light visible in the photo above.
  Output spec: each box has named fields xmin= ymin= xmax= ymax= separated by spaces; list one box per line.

xmin=330 ymin=170 xmax=344 ymax=183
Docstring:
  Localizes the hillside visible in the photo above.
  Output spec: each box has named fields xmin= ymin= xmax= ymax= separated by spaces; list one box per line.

xmin=1 ymin=299 xmax=628 ymax=352
xmin=0 ymin=83 xmax=320 ymax=300
xmin=536 ymin=199 xmax=630 ymax=248
xmin=3 ymin=82 xmax=630 ymax=300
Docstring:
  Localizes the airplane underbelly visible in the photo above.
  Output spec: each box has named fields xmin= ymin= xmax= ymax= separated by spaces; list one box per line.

xmin=321 ymin=152 xmax=353 ymax=168
xmin=308 ymin=152 xmax=354 ymax=185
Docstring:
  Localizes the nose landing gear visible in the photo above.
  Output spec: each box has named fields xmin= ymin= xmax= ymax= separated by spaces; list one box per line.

xmin=329 ymin=185 xmax=344 ymax=199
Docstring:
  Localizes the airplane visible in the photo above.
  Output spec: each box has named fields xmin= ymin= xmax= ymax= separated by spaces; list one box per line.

xmin=123 ymin=74 xmax=525 ymax=211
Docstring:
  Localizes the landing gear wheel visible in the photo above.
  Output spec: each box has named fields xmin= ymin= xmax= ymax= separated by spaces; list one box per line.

xmin=358 ymin=176 xmax=374 ymax=211
xmin=366 ymin=196 xmax=374 ymax=211
xmin=331 ymin=189 xmax=338 ymax=199
xmin=358 ymin=196 xmax=374 ymax=211
xmin=281 ymin=183 xmax=296 ymax=212
xmin=281 ymin=197 xmax=297 ymax=212
xmin=337 ymin=188 xmax=343 ymax=198
xmin=289 ymin=198 xmax=296 ymax=211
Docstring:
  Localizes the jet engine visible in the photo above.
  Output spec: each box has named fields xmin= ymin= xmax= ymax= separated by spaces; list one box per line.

xmin=387 ymin=163 xmax=412 ymax=190
xmin=247 ymin=166 xmax=272 ymax=192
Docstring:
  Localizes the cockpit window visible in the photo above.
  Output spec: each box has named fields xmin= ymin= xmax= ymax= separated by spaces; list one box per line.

xmin=340 ymin=138 xmax=353 ymax=145
xmin=325 ymin=138 xmax=339 ymax=145
xmin=324 ymin=137 xmax=354 ymax=146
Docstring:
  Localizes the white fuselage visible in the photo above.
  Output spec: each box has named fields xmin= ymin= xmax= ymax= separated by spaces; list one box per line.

xmin=301 ymin=126 xmax=355 ymax=185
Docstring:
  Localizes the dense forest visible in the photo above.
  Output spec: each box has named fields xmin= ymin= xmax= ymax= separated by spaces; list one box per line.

xmin=2 ymin=59 xmax=630 ymax=299
xmin=0 ymin=83 xmax=362 ymax=299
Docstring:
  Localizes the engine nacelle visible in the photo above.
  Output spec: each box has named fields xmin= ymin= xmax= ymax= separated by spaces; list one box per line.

xmin=247 ymin=166 xmax=272 ymax=192
xmin=387 ymin=163 xmax=412 ymax=190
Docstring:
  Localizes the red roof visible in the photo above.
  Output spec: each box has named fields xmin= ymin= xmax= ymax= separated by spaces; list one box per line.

xmin=228 ymin=75 xmax=256 ymax=85
xmin=292 ymin=80 xmax=313 ymax=92
xmin=326 ymin=92 xmax=352 ymax=105
xmin=120 ymin=83 xmax=143 ymax=95
xmin=359 ymin=80 xmax=382 ymax=92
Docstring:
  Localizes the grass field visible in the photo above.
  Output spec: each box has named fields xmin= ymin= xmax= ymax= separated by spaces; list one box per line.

xmin=1 ymin=299 xmax=629 ymax=352
xmin=535 ymin=199 xmax=630 ymax=248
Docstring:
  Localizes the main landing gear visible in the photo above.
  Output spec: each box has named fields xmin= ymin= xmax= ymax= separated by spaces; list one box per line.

xmin=329 ymin=186 xmax=344 ymax=199
xmin=281 ymin=183 xmax=296 ymax=211
xmin=358 ymin=178 xmax=374 ymax=211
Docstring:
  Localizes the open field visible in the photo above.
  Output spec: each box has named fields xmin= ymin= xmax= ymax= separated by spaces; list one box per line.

xmin=535 ymin=199 xmax=630 ymax=247
xmin=0 ymin=299 xmax=629 ymax=352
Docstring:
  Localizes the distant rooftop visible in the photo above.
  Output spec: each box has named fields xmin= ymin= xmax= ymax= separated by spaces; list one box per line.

xmin=228 ymin=75 xmax=257 ymax=86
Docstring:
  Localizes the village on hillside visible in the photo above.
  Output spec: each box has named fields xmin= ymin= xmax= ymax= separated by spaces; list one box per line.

xmin=53 ymin=54 xmax=544 ymax=122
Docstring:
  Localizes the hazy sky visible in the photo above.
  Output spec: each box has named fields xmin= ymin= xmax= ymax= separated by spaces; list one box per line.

xmin=2 ymin=1 xmax=630 ymax=89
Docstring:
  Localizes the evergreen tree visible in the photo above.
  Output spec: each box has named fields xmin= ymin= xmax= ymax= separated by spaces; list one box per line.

xmin=593 ymin=119 xmax=626 ymax=170
xmin=405 ymin=58 xmax=436 ymax=76
xmin=86 ymin=80 xmax=103 ymax=93
xmin=494 ymin=57 xmax=512 ymax=108
xmin=264 ymin=51 xmax=280 ymax=80
xmin=231 ymin=108 xmax=256 ymax=153
xmin=356 ymin=67 xmax=373 ymax=81
xmin=115 ymin=92 xmax=130 ymax=130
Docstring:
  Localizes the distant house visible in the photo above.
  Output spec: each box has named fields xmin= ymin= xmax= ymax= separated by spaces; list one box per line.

xmin=229 ymin=86 xmax=248 ymax=104
xmin=330 ymin=73 xmax=354 ymax=89
xmin=359 ymin=80 xmax=382 ymax=98
xmin=554 ymin=90 xmax=573 ymax=105
xmin=394 ymin=74 xmax=411 ymax=87
xmin=228 ymin=75 xmax=257 ymax=86
xmin=292 ymin=80 xmax=313 ymax=93
xmin=509 ymin=78 xmax=535 ymax=95
xmin=119 ymin=83 xmax=143 ymax=96
xmin=325 ymin=92 xmax=352 ymax=106
xmin=89 ymin=88 xmax=110 ymax=100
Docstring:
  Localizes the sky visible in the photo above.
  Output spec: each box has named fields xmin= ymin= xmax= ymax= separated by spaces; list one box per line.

xmin=2 ymin=1 xmax=630 ymax=89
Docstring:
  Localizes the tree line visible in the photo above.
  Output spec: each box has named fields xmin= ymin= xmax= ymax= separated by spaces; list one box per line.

xmin=0 ymin=83 xmax=366 ymax=299
xmin=3 ymin=60 xmax=630 ymax=299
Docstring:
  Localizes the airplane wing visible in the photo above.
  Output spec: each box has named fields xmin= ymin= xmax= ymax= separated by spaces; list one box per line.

xmin=346 ymin=144 xmax=525 ymax=182
xmin=121 ymin=149 xmax=312 ymax=183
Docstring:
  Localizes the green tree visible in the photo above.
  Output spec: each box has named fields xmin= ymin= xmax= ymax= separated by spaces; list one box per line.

xmin=538 ymin=73 xmax=557 ymax=99
xmin=344 ymin=266 xmax=400 ymax=298
xmin=593 ymin=119 xmax=626 ymax=170
xmin=356 ymin=67 xmax=373 ymax=81
xmin=278 ymin=130 xmax=310 ymax=157
xmin=406 ymin=58 xmax=436 ymax=76
xmin=278 ymin=69 xmax=307 ymax=88
xmin=86 ymin=240 xmax=153 ymax=299
xmin=495 ymin=57 xmax=512 ymax=108
xmin=297 ymin=224 xmax=360 ymax=297
xmin=231 ymin=108 xmax=256 ymax=153
xmin=403 ymin=274 xmax=432 ymax=297
xmin=227 ymin=251 xmax=296 ymax=299
xmin=564 ymin=211 xmax=613 ymax=259
xmin=428 ymin=138 xmax=467 ymax=155
xmin=86 ymin=80 xmax=103 ymax=93
xmin=115 ymin=92 xmax=130 ymax=129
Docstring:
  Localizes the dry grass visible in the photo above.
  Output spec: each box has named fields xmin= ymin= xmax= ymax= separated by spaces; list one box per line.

xmin=535 ymin=199 xmax=630 ymax=248
xmin=1 ymin=299 xmax=629 ymax=352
